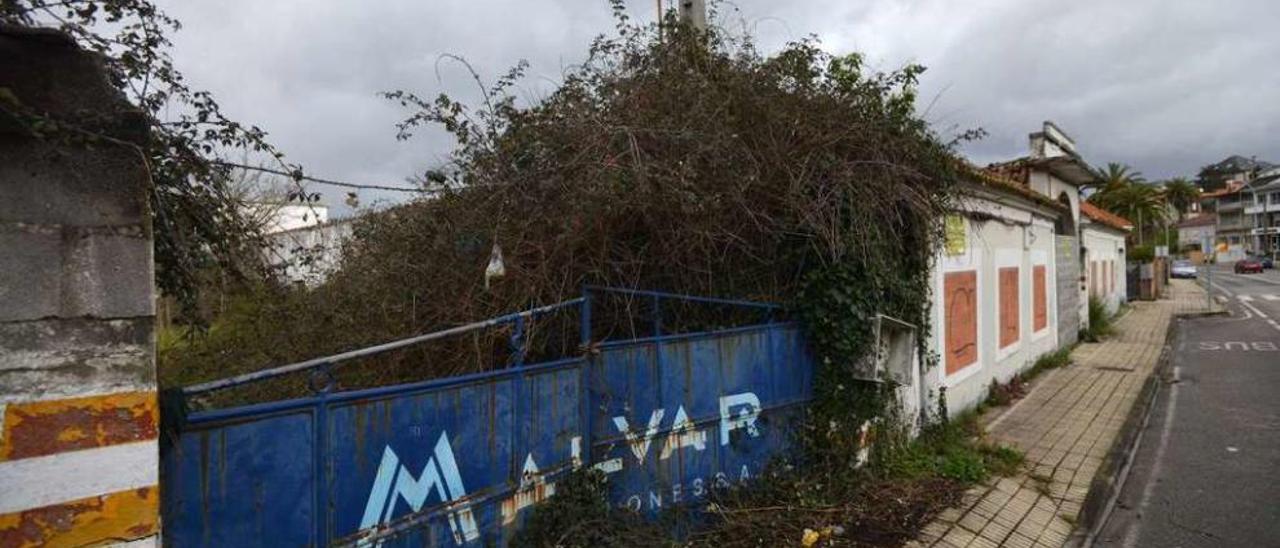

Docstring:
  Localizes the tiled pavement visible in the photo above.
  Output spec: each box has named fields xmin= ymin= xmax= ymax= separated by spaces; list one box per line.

xmin=910 ymin=280 xmax=1220 ymax=548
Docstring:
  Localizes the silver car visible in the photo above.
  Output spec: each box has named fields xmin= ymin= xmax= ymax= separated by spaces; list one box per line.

xmin=1171 ymin=259 xmax=1197 ymax=279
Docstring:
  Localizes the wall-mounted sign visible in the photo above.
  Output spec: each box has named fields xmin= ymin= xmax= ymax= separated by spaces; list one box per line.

xmin=945 ymin=215 xmax=967 ymax=256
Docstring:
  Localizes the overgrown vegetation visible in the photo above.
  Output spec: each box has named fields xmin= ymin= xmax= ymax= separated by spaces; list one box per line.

xmin=156 ymin=3 xmax=1007 ymax=543
xmin=980 ymin=347 xmax=1072 ymax=411
xmin=160 ymin=3 xmax=969 ymax=403
xmin=1081 ymin=296 xmax=1116 ymax=342
xmin=512 ymin=413 xmax=1023 ymax=548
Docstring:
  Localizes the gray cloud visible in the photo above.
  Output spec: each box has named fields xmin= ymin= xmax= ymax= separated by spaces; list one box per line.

xmin=158 ymin=0 xmax=1280 ymax=212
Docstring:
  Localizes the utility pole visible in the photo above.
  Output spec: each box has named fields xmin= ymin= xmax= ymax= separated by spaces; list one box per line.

xmin=679 ymin=0 xmax=707 ymax=30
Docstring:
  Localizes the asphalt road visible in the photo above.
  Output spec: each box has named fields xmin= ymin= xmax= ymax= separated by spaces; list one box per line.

xmin=1095 ymin=265 xmax=1280 ymax=548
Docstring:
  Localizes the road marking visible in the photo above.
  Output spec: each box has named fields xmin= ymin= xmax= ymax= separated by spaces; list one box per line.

xmin=1238 ymin=295 xmax=1254 ymax=302
xmin=1263 ymin=295 xmax=1280 ymax=301
xmin=1123 ymin=365 xmax=1180 ymax=548
xmin=1240 ymin=299 xmax=1269 ymax=319
xmin=1215 ymin=295 xmax=1228 ymax=304
xmin=1210 ymin=280 xmax=1235 ymax=297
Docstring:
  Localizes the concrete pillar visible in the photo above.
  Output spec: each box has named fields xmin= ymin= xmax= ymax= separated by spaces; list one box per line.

xmin=0 ymin=25 xmax=159 ymax=545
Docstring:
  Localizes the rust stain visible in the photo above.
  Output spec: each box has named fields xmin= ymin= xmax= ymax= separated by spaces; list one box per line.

xmin=0 ymin=486 xmax=159 ymax=548
xmin=0 ymin=392 xmax=158 ymax=462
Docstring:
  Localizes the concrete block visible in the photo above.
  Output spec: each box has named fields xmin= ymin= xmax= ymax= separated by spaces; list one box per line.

xmin=0 ymin=225 xmax=152 ymax=322
xmin=0 ymin=142 xmax=150 ymax=228
xmin=0 ymin=317 xmax=154 ymax=403
xmin=60 ymin=228 xmax=153 ymax=319
xmin=0 ymin=226 xmax=62 ymax=319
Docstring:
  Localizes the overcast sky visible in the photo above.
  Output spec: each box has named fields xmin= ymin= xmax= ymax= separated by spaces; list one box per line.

xmin=158 ymin=0 xmax=1280 ymax=214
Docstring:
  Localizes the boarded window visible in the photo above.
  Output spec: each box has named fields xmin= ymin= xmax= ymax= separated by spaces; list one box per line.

xmin=1033 ymin=265 xmax=1048 ymax=332
xmin=944 ymin=271 xmax=978 ymax=375
xmin=999 ymin=267 xmax=1020 ymax=348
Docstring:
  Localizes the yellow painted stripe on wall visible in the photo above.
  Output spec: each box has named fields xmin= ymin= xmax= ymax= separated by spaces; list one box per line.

xmin=0 ymin=486 xmax=159 ymax=548
xmin=0 ymin=392 xmax=157 ymax=463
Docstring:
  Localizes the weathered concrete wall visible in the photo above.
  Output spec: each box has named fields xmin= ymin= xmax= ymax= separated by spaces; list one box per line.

xmin=1055 ymin=235 xmax=1080 ymax=347
xmin=0 ymin=25 xmax=159 ymax=546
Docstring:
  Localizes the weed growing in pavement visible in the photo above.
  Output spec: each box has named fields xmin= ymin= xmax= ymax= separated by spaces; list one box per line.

xmin=1081 ymin=296 xmax=1116 ymax=342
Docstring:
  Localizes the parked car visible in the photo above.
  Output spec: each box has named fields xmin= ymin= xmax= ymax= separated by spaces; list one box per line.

xmin=1262 ymin=256 xmax=1276 ymax=269
xmin=1170 ymin=260 xmax=1198 ymax=279
xmin=1235 ymin=258 xmax=1264 ymax=274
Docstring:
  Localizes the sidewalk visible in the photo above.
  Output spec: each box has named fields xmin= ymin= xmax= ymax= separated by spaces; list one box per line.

xmin=911 ymin=280 xmax=1220 ymax=548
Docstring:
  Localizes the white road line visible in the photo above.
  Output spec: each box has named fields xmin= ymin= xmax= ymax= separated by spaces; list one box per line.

xmin=1210 ymin=280 xmax=1235 ymax=297
xmin=1215 ymin=295 xmax=1228 ymax=304
xmin=1262 ymin=295 xmax=1280 ymax=301
xmin=1123 ymin=365 xmax=1180 ymax=548
xmin=1240 ymin=299 xmax=1269 ymax=319
xmin=1238 ymin=295 xmax=1255 ymax=302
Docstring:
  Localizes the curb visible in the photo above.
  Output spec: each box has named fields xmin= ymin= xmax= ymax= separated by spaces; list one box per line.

xmin=1065 ymin=306 xmax=1214 ymax=547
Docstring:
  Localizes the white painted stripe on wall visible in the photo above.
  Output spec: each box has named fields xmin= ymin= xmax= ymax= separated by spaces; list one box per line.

xmin=0 ymin=440 xmax=157 ymax=513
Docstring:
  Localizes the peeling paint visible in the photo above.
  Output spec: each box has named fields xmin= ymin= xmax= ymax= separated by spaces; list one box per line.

xmin=0 ymin=392 xmax=157 ymax=462
xmin=0 ymin=486 xmax=159 ymax=548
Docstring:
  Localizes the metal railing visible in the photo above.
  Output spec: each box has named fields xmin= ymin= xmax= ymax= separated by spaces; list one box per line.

xmin=182 ymin=286 xmax=783 ymax=398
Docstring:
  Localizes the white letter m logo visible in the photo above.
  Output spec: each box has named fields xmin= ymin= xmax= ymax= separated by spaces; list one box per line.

xmin=359 ymin=431 xmax=480 ymax=544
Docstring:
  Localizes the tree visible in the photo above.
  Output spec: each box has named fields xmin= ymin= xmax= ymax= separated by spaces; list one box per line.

xmin=1092 ymin=162 xmax=1145 ymax=192
xmin=0 ymin=0 xmax=323 ymax=316
xmin=1089 ymin=174 xmax=1166 ymax=245
xmin=1161 ymin=177 xmax=1199 ymax=221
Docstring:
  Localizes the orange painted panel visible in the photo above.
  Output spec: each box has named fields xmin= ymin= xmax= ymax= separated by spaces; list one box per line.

xmin=944 ymin=271 xmax=978 ymax=375
xmin=999 ymin=267 xmax=1020 ymax=348
xmin=0 ymin=486 xmax=158 ymax=548
xmin=0 ymin=392 xmax=158 ymax=463
xmin=1033 ymin=265 xmax=1048 ymax=332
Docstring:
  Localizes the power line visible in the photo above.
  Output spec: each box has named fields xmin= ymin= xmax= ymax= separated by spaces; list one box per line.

xmin=213 ymin=161 xmax=440 ymax=194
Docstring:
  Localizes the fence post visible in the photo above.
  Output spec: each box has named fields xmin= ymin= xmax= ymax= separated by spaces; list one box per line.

xmin=313 ymin=363 xmax=334 ymax=546
xmin=579 ymin=287 xmax=594 ymax=470
xmin=511 ymin=315 xmax=526 ymax=367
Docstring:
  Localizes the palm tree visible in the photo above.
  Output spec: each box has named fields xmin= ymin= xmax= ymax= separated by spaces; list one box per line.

xmin=1089 ymin=166 xmax=1166 ymax=245
xmin=1161 ymin=177 xmax=1199 ymax=221
xmin=1092 ymin=162 xmax=1146 ymax=192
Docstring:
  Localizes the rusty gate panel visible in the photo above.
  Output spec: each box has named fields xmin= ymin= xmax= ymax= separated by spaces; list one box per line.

xmin=161 ymin=288 xmax=813 ymax=546
xmin=162 ymin=407 xmax=317 ymax=546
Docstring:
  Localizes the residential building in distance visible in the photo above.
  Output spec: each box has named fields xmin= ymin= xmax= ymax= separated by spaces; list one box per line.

xmin=254 ymin=202 xmax=356 ymax=285
xmin=1175 ymin=215 xmax=1216 ymax=254
xmin=1200 ymin=180 xmax=1250 ymax=261
xmin=1243 ymin=173 xmax=1280 ymax=256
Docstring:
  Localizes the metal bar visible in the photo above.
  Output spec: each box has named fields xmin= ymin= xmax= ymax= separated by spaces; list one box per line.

xmin=314 ymin=364 xmax=332 ymax=546
xmin=184 ymin=297 xmax=585 ymax=396
xmin=582 ymin=285 xmax=781 ymax=310
xmin=579 ymin=286 xmax=594 ymax=472
xmin=651 ymin=294 xmax=662 ymax=337
xmin=510 ymin=315 xmax=526 ymax=367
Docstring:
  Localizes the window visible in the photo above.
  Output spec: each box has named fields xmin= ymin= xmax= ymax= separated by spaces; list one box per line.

xmin=944 ymin=271 xmax=978 ymax=375
xmin=998 ymin=267 xmax=1020 ymax=349
xmin=1033 ymin=265 xmax=1048 ymax=332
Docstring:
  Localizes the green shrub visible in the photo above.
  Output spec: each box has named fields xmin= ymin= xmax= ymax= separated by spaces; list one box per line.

xmin=1127 ymin=246 xmax=1155 ymax=262
xmin=1081 ymin=296 xmax=1114 ymax=342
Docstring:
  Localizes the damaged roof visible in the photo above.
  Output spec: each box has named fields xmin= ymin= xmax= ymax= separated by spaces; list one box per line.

xmin=1080 ymin=201 xmax=1133 ymax=232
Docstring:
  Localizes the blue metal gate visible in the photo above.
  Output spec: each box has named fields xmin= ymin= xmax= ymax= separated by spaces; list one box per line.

xmin=161 ymin=287 xmax=814 ymax=546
